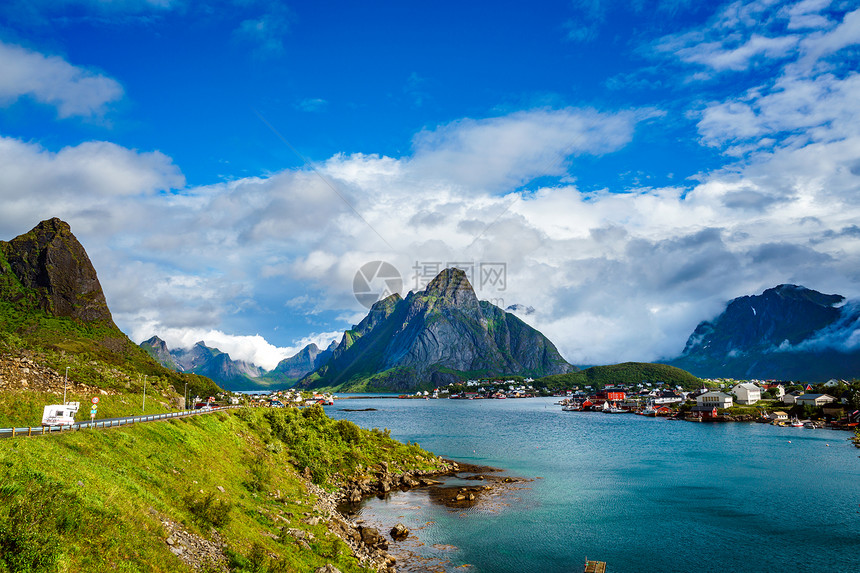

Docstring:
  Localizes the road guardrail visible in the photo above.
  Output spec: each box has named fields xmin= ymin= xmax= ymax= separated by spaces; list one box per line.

xmin=0 ymin=405 xmax=242 ymax=438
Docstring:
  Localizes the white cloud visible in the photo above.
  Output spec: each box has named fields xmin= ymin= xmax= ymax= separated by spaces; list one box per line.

xmin=0 ymin=136 xmax=183 ymax=236
xmin=698 ymin=71 xmax=860 ymax=147
xmin=668 ymin=33 xmax=799 ymax=71
xmin=796 ymin=7 xmax=860 ymax=68
xmin=409 ymin=108 xmax=647 ymax=192
xmin=782 ymin=0 xmax=835 ymax=30
xmin=296 ymin=98 xmax=327 ymax=112
xmin=0 ymin=40 xmax=123 ymax=117
xmin=127 ymin=325 xmax=342 ymax=371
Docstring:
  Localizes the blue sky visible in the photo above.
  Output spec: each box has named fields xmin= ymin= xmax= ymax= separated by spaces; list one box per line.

xmin=1 ymin=0 xmax=859 ymax=368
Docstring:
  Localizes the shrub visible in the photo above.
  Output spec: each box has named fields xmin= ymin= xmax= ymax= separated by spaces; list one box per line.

xmin=334 ymin=419 xmax=362 ymax=444
xmin=243 ymin=453 xmax=272 ymax=493
xmin=184 ymin=491 xmax=232 ymax=528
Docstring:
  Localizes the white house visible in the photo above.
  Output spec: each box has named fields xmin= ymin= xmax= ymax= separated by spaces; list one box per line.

xmin=697 ymin=391 xmax=734 ymax=409
xmin=795 ymin=394 xmax=836 ymax=407
xmin=783 ymin=390 xmax=804 ymax=405
xmin=767 ymin=411 xmax=788 ymax=421
xmin=732 ymin=383 xmax=761 ymax=405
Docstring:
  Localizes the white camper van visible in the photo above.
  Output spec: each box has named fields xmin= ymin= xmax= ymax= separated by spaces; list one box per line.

xmin=41 ymin=402 xmax=80 ymax=427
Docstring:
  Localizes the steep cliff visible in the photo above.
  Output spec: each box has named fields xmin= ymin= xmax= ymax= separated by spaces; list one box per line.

xmin=0 ymin=217 xmax=114 ymax=324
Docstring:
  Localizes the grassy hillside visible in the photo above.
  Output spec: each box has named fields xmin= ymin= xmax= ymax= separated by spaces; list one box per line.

xmin=0 ymin=405 xmax=446 ymax=573
xmin=535 ymin=362 xmax=704 ymax=391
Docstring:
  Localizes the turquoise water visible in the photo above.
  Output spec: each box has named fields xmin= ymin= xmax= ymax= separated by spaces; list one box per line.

xmin=328 ymin=397 xmax=860 ymax=572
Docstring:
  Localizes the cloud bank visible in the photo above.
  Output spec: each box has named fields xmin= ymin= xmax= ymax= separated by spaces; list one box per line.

xmin=2 ymin=1 xmax=860 ymax=369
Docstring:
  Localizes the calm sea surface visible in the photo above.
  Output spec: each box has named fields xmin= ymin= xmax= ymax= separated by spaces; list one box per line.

xmin=328 ymin=396 xmax=860 ymax=573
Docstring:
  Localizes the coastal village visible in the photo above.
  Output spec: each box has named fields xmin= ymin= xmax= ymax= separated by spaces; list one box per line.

xmin=382 ymin=377 xmax=860 ymax=432
xmin=239 ymin=377 xmax=860 ymax=433
xmin=553 ymin=379 xmax=860 ymax=430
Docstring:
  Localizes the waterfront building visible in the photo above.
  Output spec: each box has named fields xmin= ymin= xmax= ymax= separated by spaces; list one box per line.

xmin=795 ymin=394 xmax=836 ymax=407
xmin=696 ymin=391 xmax=734 ymax=408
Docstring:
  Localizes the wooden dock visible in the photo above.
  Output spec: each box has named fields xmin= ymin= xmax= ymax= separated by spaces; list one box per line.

xmin=584 ymin=559 xmax=607 ymax=573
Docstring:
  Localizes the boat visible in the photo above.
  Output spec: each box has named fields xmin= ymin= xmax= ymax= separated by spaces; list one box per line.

xmin=790 ymin=418 xmax=804 ymax=427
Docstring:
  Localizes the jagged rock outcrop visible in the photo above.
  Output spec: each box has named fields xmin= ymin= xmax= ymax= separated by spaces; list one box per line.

xmin=0 ymin=218 xmax=114 ymax=324
xmin=299 ymin=267 xmax=575 ymax=390
xmin=667 ymin=284 xmax=860 ymax=381
xmin=140 ymin=336 xmax=182 ymax=370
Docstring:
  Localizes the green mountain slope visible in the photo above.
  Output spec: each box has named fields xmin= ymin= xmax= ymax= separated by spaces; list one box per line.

xmin=535 ymin=362 xmax=703 ymax=391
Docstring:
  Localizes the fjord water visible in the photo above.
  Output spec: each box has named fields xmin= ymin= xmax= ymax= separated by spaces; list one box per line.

xmin=329 ymin=397 xmax=860 ymax=573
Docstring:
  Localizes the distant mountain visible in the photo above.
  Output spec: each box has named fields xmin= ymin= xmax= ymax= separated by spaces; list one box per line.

xmin=666 ymin=284 xmax=860 ymax=381
xmin=269 ymin=341 xmax=335 ymax=380
xmin=298 ymin=267 xmax=575 ymax=391
xmin=139 ymin=338 xmax=265 ymax=390
xmin=139 ymin=338 xmax=336 ymax=391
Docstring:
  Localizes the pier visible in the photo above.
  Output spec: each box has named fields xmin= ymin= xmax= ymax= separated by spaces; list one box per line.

xmin=584 ymin=559 xmax=607 ymax=572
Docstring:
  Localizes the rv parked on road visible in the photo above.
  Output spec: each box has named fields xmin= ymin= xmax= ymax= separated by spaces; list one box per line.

xmin=41 ymin=402 xmax=80 ymax=427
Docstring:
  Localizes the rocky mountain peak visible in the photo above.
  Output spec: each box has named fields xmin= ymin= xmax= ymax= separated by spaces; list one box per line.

xmin=422 ymin=267 xmax=478 ymax=308
xmin=143 ymin=335 xmax=169 ymax=352
xmin=0 ymin=217 xmax=114 ymax=324
xmin=767 ymin=284 xmax=844 ymax=307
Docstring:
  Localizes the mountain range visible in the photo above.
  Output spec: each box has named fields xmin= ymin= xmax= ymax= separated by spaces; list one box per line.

xmin=666 ymin=284 xmax=860 ymax=381
xmin=140 ymin=336 xmax=336 ymax=391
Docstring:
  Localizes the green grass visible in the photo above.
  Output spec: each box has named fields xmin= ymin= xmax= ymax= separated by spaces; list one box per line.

xmin=0 ymin=406 xmax=447 ymax=573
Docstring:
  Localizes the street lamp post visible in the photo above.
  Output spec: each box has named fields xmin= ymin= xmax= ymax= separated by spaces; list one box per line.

xmin=63 ymin=366 xmax=69 ymax=404
xmin=142 ymin=375 xmax=147 ymax=413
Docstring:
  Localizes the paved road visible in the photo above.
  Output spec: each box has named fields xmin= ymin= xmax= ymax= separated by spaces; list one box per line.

xmin=0 ymin=406 xmax=240 ymax=439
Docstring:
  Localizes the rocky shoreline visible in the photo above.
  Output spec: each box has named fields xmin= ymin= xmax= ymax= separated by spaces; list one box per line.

xmin=305 ymin=459 xmax=528 ymax=573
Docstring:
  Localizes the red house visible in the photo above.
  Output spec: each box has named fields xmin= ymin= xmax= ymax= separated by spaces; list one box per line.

xmin=606 ymin=390 xmax=626 ymax=401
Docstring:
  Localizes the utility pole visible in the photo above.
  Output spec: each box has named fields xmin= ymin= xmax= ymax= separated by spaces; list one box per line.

xmin=64 ymin=366 xmax=69 ymax=404
xmin=142 ymin=375 xmax=147 ymax=413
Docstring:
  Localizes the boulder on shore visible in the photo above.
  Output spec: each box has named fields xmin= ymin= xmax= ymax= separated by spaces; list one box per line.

xmin=390 ymin=523 xmax=409 ymax=541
